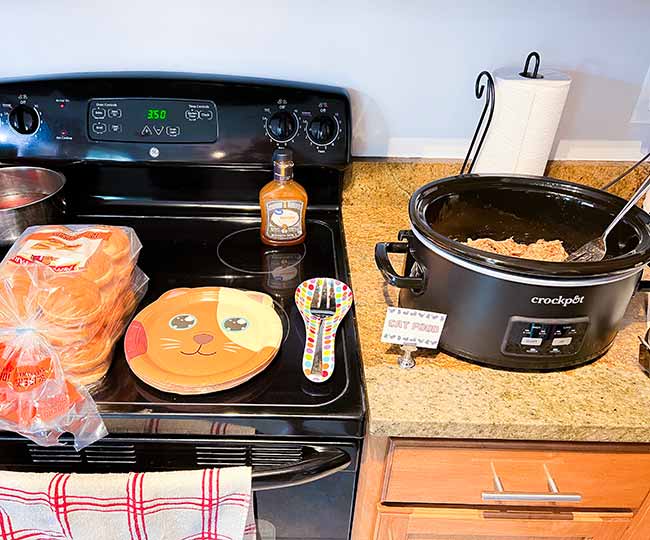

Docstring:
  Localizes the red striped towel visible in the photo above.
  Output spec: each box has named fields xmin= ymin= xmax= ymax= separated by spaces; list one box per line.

xmin=0 ymin=467 xmax=256 ymax=540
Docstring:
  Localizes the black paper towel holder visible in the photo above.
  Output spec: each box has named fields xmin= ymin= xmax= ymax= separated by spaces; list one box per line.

xmin=519 ymin=51 xmax=544 ymax=79
xmin=460 ymin=70 xmax=495 ymax=175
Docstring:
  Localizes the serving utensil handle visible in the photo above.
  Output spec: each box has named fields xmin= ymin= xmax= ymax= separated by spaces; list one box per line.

xmin=604 ymin=171 xmax=650 ymax=240
xmin=601 ymin=149 xmax=650 ymax=191
xmin=310 ymin=317 xmax=325 ymax=376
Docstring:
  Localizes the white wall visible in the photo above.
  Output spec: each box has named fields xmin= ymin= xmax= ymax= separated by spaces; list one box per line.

xmin=3 ymin=0 xmax=649 ymax=160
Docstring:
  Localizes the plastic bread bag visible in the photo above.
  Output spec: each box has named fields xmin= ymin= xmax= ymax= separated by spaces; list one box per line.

xmin=0 ymin=225 xmax=149 ymax=449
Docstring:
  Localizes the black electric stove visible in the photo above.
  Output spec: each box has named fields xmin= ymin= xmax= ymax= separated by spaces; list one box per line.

xmin=84 ymin=213 xmax=362 ymax=435
xmin=0 ymin=74 xmax=365 ymax=540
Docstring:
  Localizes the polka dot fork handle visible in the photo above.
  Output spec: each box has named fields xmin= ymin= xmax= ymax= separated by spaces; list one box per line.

xmin=295 ymin=277 xmax=354 ymax=383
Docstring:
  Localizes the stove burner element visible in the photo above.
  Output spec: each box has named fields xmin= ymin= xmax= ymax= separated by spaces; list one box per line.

xmin=217 ymin=227 xmax=306 ymax=275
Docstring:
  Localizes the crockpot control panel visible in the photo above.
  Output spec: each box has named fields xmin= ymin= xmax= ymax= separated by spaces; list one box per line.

xmin=501 ymin=316 xmax=589 ymax=357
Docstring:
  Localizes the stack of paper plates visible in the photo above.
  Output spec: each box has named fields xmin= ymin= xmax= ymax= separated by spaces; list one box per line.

xmin=124 ymin=287 xmax=282 ymax=394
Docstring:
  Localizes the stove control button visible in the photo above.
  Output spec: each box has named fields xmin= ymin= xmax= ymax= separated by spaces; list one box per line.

xmin=307 ymin=114 xmax=339 ymax=146
xmin=199 ymin=110 xmax=213 ymax=120
xmin=185 ymin=109 xmax=199 ymax=121
xmin=266 ymin=110 xmax=299 ymax=143
xmin=552 ymin=337 xmax=572 ymax=347
xmin=109 ymin=124 xmax=122 ymax=133
xmin=108 ymin=108 xmax=122 ymax=119
xmin=92 ymin=122 xmax=107 ymax=134
xmin=91 ymin=107 xmax=106 ymax=119
xmin=9 ymin=104 xmax=40 ymax=135
xmin=166 ymin=126 xmax=180 ymax=137
xmin=521 ymin=337 xmax=543 ymax=346
xmin=141 ymin=125 xmax=153 ymax=136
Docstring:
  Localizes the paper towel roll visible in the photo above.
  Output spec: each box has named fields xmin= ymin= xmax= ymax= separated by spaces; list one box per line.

xmin=472 ymin=66 xmax=571 ymax=176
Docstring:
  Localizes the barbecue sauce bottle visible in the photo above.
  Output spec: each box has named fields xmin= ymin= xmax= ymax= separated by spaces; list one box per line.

xmin=260 ymin=148 xmax=307 ymax=246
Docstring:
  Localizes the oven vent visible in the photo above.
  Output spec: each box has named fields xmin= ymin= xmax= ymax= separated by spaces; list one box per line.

xmin=11 ymin=439 xmax=314 ymax=473
xmin=84 ymin=443 xmax=136 ymax=465
xmin=27 ymin=443 xmax=82 ymax=465
xmin=251 ymin=445 xmax=304 ymax=469
xmin=27 ymin=441 xmax=137 ymax=467
xmin=195 ymin=444 xmax=305 ymax=469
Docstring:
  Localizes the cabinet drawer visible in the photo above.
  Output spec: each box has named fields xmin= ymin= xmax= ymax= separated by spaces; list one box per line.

xmin=376 ymin=506 xmax=632 ymax=540
xmin=383 ymin=440 xmax=650 ymax=510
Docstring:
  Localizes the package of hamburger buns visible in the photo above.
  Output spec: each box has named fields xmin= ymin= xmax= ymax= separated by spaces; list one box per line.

xmin=0 ymin=224 xmax=149 ymax=449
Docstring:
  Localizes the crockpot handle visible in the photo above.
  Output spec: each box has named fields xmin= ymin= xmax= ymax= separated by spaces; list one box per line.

xmin=375 ymin=241 xmax=425 ymax=289
xmin=638 ymin=279 xmax=650 ymax=293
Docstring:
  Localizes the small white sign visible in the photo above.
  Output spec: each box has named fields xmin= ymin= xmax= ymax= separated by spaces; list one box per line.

xmin=381 ymin=307 xmax=447 ymax=349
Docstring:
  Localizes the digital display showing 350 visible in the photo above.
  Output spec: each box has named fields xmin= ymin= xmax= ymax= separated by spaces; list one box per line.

xmin=147 ymin=108 xmax=167 ymax=120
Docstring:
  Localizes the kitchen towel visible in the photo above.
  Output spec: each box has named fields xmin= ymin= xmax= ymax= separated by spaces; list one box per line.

xmin=0 ymin=467 xmax=256 ymax=540
xmin=473 ymin=66 xmax=571 ymax=176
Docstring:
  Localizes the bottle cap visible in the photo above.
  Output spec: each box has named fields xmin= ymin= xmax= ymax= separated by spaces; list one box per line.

xmin=272 ymin=148 xmax=293 ymax=162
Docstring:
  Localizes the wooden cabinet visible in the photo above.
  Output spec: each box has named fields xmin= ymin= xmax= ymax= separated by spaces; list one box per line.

xmin=385 ymin=441 xmax=650 ymax=510
xmin=352 ymin=438 xmax=650 ymax=540
xmin=377 ymin=507 xmax=631 ymax=540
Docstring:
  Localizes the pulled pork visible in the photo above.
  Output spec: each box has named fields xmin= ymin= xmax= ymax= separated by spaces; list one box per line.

xmin=464 ymin=237 xmax=568 ymax=262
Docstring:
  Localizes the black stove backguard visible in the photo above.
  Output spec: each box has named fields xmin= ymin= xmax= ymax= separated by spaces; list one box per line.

xmin=0 ymin=73 xmax=364 ymax=540
xmin=0 ymin=72 xmax=350 ymax=166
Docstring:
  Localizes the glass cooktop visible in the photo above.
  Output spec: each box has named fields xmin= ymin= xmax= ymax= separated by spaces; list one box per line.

xmin=75 ymin=214 xmax=356 ymax=413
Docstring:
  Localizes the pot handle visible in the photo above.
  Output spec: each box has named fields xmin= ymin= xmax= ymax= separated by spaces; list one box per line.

xmin=375 ymin=240 xmax=425 ymax=290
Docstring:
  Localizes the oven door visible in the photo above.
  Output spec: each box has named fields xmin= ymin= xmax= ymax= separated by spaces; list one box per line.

xmin=0 ymin=435 xmax=359 ymax=540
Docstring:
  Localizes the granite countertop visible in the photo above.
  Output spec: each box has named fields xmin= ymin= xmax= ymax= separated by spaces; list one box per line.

xmin=343 ymin=160 xmax=650 ymax=442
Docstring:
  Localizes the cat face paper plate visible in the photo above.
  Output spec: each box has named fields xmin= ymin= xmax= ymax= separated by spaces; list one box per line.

xmin=124 ymin=287 xmax=282 ymax=395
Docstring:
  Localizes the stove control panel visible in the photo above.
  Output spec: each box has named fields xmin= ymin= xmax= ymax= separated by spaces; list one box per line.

xmin=501 ymin=316 xmax=589 ymax=357
xmin=0 ymin=74 xmax=351 ymax=165
xmin=88 ymin=98 xmax=218 ymax=143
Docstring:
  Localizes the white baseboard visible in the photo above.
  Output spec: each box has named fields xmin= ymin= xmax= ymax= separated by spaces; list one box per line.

xmin=353 ymin=138 xmax=645 ymax=161
xmin=552 ymin=139 xmax=644 ymax=161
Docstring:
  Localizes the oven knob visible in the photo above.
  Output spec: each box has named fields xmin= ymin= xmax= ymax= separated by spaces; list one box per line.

xmin=8 ymin=104 xmax=40 ymax=135
xmin=266 ymin=110 xmax=299 ymax=143
xmin=307 ymin=114 xmax=339 ymax=146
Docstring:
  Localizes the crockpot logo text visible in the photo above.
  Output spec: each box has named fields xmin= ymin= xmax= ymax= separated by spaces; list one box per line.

xmin=530 ymin=295 xmax=585 ymax=307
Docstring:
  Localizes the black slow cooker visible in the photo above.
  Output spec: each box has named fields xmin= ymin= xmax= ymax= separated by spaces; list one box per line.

xmin=375 ymin=174 xmax=650 ymax=370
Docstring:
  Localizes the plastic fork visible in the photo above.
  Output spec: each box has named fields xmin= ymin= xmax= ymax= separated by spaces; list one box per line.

xmin=309 ymin=280 xmax=337 ymax=376
xmin=568 ymin=171 xmax=650 ymax=263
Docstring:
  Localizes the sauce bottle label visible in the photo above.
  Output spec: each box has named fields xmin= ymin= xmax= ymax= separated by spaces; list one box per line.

xmin=265 ymin=200 xmax=304 ymax=241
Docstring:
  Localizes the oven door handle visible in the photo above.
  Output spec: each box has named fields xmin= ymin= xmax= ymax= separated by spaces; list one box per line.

xmin=251 ymin=446 xmax=351 ymax=491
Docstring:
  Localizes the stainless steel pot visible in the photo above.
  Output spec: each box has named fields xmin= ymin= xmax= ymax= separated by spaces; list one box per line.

xmin=0 ymin=167 xmax=66 ymax=245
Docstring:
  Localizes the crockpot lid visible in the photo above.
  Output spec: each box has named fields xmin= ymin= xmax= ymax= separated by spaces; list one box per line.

xmin=409 ymin=174 xmax=650 ymax=279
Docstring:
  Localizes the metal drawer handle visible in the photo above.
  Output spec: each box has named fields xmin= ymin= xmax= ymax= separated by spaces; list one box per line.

xmin=481 ymin=463 xmax=582 ymax=503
